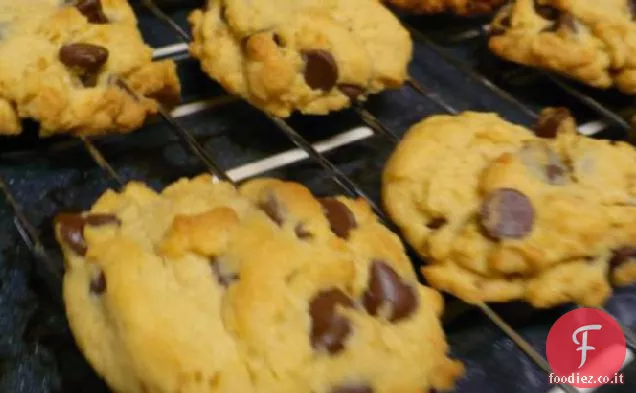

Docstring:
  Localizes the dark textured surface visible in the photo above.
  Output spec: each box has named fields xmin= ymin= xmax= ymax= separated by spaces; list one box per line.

xmin=0 ymin=3 xmax=635 ymax=393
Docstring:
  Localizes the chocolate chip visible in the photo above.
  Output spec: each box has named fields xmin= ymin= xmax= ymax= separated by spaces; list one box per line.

xmin=480 ymin=188 xmax=535 ymax=240
xmin=84 ymin=214 xmax=120 ymax=226
xmin=535 ymin=4 xmax=560 ymax=21
xmin=302 ymin=49 xmax=338 ymax=91
xmin=80 ymin=73 xmax=99 ymax=87
xmin=90 ymin=270 xmax=106 ymax=294
xmin=331 ymin=383 xmax=373 ymax=393
xmin=519 ymin=141 xmax=569 ymax=185
xmin=490 ymin=14 xmax=511 ymax=36
xmin=309 ymin=289 xmax=354 ymax=354
xmin=210 ymin=258 xmax=238 ymax=287
xmin=546 ymin=163 xmax=566 ymax=184
xmin=258 ymin=194 xmax=284 ymax=226
xmin=533 ymin=107 xmax=571 ymax=139
xmin=609 ymin=247 xmax=636 ymax=270
xmin=272 ymin=33 xmax=284 ymax=47
xmin=426 ymin=217 xmax=447 ymax=230
xmin=55 ymin=213 xmax=120 ymax=256
xmin=218 ymin=3 xmax=228 ymax=23
xmin=75 ymin=0 xmax=109 ymax=24
xmin=629 ymin=0 xmax=636 ymax=19
xmin=56 ymin=213 xmax=88 ymax=256
xmin=318 ymin=198 xmax=357 ymax=239
xmin=362 ymin=260 xmax=418 ymax=323
xmin=59 ymin=43 xmax=109 ymax=75
xmin=295 ymin=223 xmax=312 ymax=240
xmin=490 ymin=3 xmax=513 ymax=37
xmin=541 ymin=12 xmax=579 ymax=34
xmin=338 ymin=84 xmax=364 ymax=101
xmin=558 ymin=13 xmax=579 ymax=33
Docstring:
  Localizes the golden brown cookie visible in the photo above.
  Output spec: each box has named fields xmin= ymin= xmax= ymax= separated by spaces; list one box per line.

xmin=54 ymin=175 xmax=463 ymax=393
xmin=0 ymin=0 xmax=180 ymax=137
xmin=489 ymin=0 xmax=636 ymax=93
xmin=382 ymin=109 xmax=636 ymax=308
xmin=385 ymin=0 xmax=506 ymax=15
xmin=189 ymin=0 xmax=412 ymax=117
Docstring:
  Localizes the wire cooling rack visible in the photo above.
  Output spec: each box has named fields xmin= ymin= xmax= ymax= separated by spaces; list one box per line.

xmin=1 ymin=2 xmax=636 ymax=393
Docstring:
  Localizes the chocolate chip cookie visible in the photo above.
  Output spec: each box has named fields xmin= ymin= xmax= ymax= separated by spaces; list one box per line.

xmin=0 ymin=0 xmax=180 ymax=137
xmin=188 ymin=0 xmax=412 ymax=117
xmin=54 ymin=175 xmax=463 ymax=393
xmin=382 ymin=109 xmax=636 ymax=308
xmin=385 ymin=0 xmax=505 ymax=15
xmin=489 ymin=0 xmax=636 ymax=93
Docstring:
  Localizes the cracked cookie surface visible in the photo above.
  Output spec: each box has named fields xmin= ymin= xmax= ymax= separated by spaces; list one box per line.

xmin=385 ymin=0 xmax=505 ymax=15
xmin=489 ymin=0 xmax=636 ymax=93
xmin=188 ymin=0 xmax=412 ymax=117
xmin=0 ymin=0 xmax=180 ymax=137
xmin=382 ymin=109 xmax=636 ymax=308
xmin=54 ymin=175 xmax=463 ymax=393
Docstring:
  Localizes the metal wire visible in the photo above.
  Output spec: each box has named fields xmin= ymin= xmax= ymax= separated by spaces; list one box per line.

xmin=0 ymin=177 xmax=63 ymax=290
xmin=477 ymin=303 xmax=579 ymax=393
xmin=406 ymin=24 xmax=539 ymax=119
xmin=407 ymin=78 xmax=459 ymax=115
xmin=139 ymin=0 xmax=191 ymax=42
xmin=593 ymin=307 xmax=636 ymax=350
xmin=474 ymin=26 xmax=631 ymax=135
xmin=353 ymin=105 xmax=400 ymax=143
xmin=81 ymin=136 xmax=125 ymax=187
xmin=266 ymin=115 xmax=387 ymax=219
xmin=113 ymin=78 xmax=234 ymax=184
xmin=542 ymin=73 xmax=631 ymax=130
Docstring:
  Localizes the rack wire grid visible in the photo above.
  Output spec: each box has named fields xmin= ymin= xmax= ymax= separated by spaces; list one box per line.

xmin=1 ymin=1 xmax=636 ymax=393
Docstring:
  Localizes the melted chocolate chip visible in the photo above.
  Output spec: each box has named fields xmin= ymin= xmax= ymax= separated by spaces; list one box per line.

xmin=541 ymin=12 xmax=579 ymax=33
xmin=338 ymin=84 xmax=364 ymax=101
xmin=519 ymin=141 xmax=569 ymax=185
xmin=84 ymin=214 xmax=120 ymax=226
xmin=535 ymin=4 xmax=560 ymax=21
xmin=533 ymin=107 xmax=571 ymax=139
xmin=272 ymin=33 xmax=284 ymax=47
xmin=309 ymin=289 xmax=354 ymax=354
xmin=629 ymin=0 xmax=636 ymax=20
xmin=426 ymin=217 xmax=447 ymax=230
xmin=546 ymin=163 xmax=566 ymax=184
xmin=258 ymin=194 xmax=284 ymax=226
xmin=55 ymin=213 xmax=120 ymax=256
xmin=480 ymin=188 xmax=535 ymax=240
xmin=362 ymin=260 xmax=418 ymax=323
xmin=331 ymin=383 xmax=373 ymax=393
xmin=90 ymin=270 xmax=107 ymax=294
xmin=558 ymin=13 xmax=579 ymax=33
xmin=56 ymin=213 xmax=88 ymax=256
xmin=294 ymin=223 xmax=312 ymax=240
xmin=210 ymin=259 xmax=239 ymax=287
xmin=80 ymin=73 xmax=99 ymax=87
xmin=59 ymin=43 xmax=109 ymax=74
xmin=318 ymin=198 xmax=357 ymax=239
xmin=302 ymin=49 xmax=338 ymax=91
xmin=490 ymin=14 xmax=511 ymax=36
xmin=609 ymin=247 xmax=636 ymax=269
xmin=75 ymin=0 xmax=109 ymax=24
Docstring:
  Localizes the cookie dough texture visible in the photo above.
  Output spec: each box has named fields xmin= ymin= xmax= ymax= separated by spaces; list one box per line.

xmin=188 ymin=0 xmax=412 ymax=117
xmin=385 ymin=0 xmax=505 ymax=15
xmin=382 ymin=109 xmax=636 ymax=308
xmin=489 ymin=0 xmax=636 ymax=93
xmin=0 ymin=0 xmax=180 ymax=137
xmin=54 ymin=176 xmax=463 ymax=393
